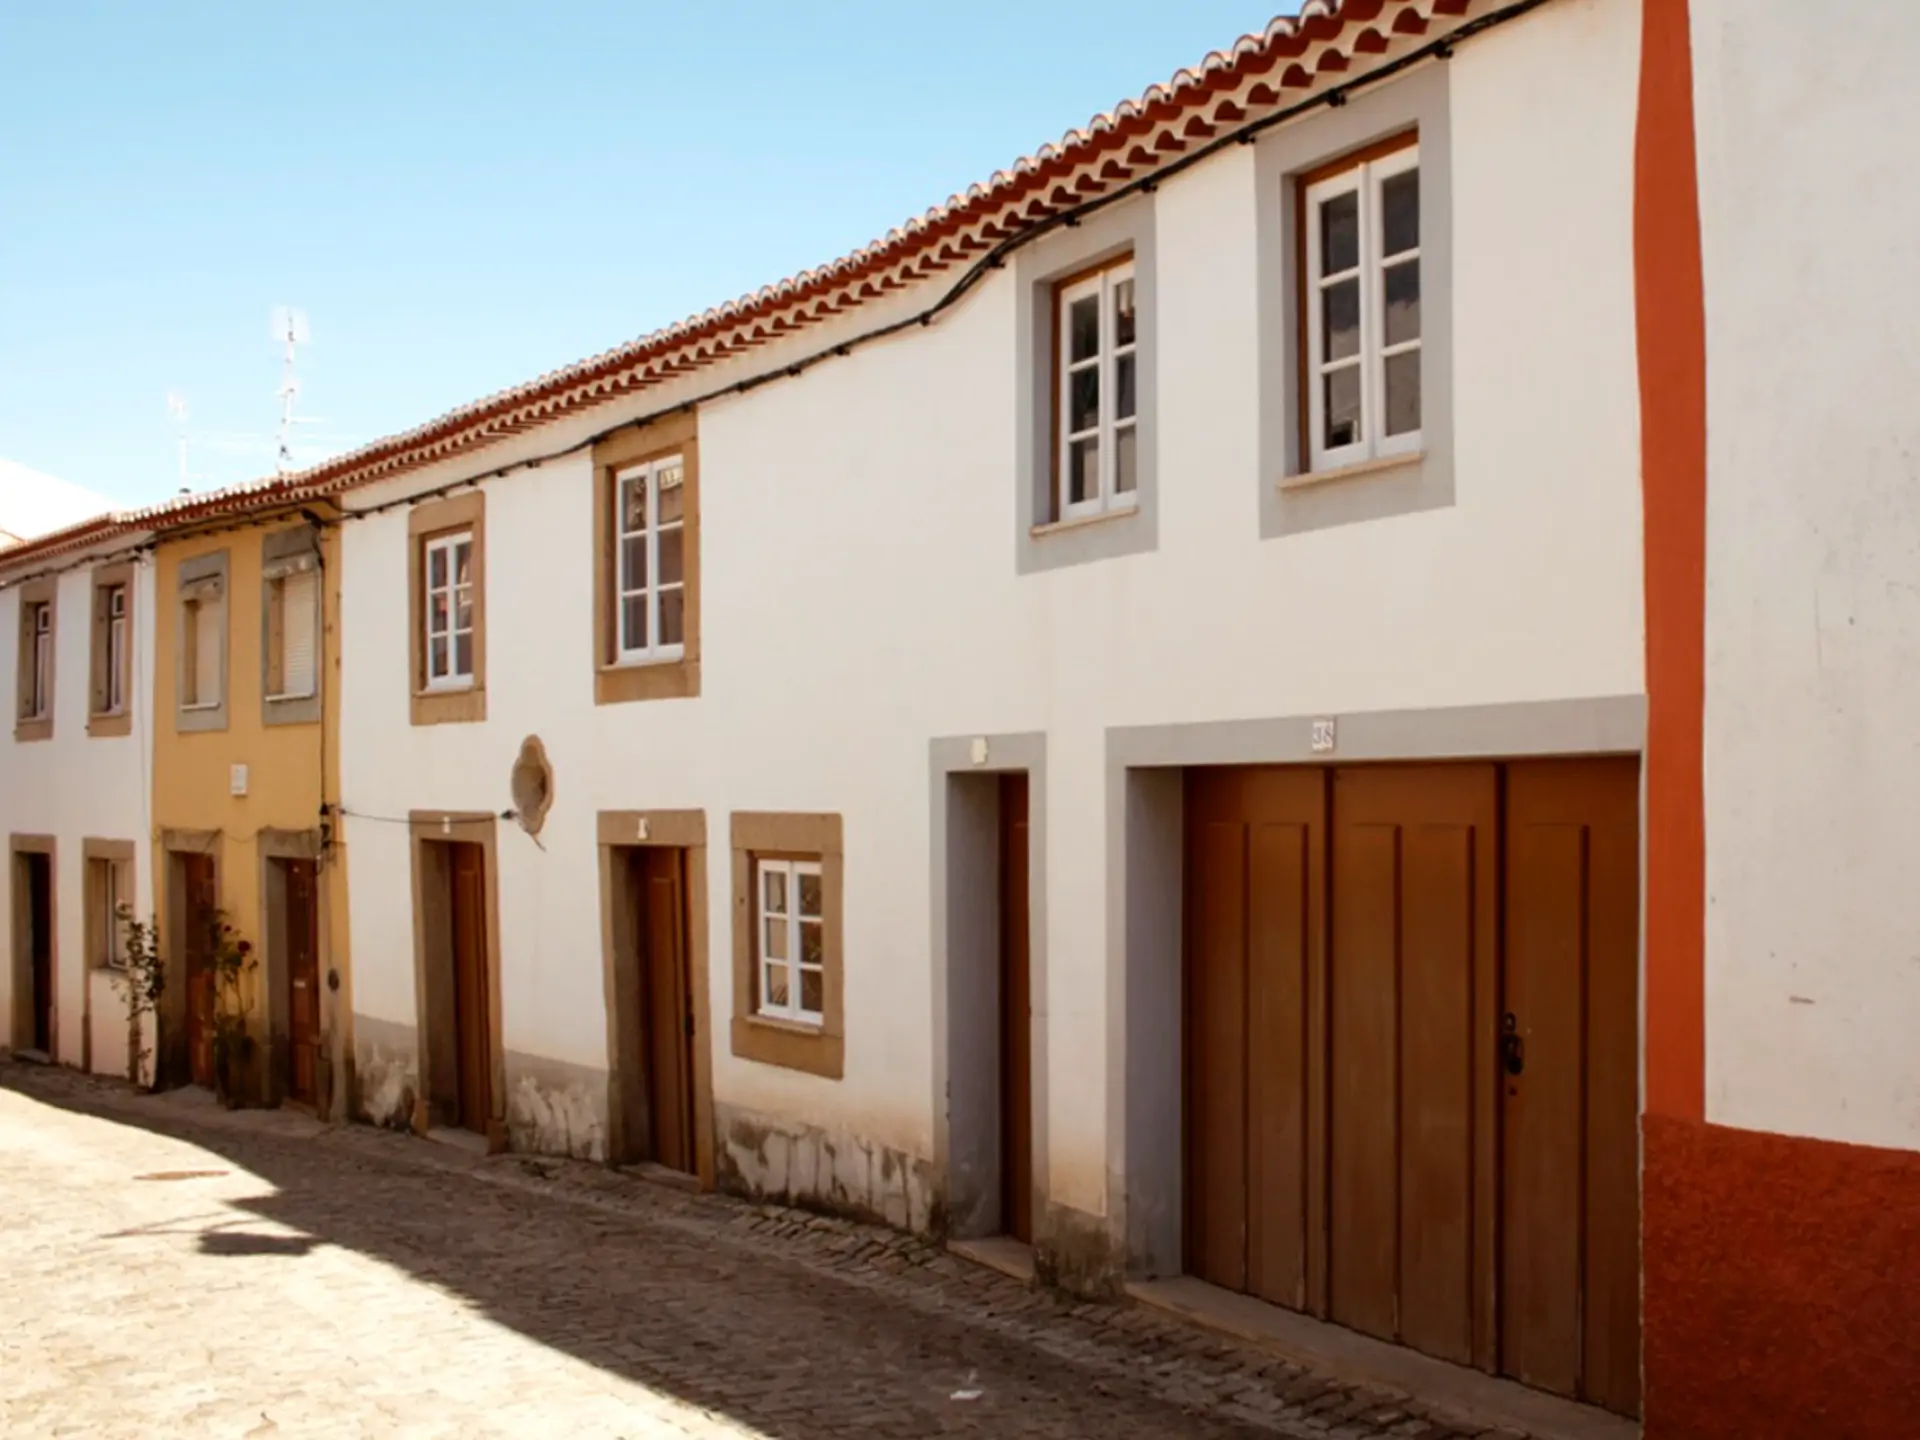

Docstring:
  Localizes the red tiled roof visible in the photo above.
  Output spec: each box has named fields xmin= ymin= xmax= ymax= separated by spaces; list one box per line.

xmin=3 ymin=0 xmax=1475 ymax=569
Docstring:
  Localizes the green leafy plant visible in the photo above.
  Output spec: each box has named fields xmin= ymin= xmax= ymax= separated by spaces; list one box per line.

xmin=202 ymin=908 xmax=259 ymax=1105
xmin=108 ymin=905 xmax=165 ymax=1090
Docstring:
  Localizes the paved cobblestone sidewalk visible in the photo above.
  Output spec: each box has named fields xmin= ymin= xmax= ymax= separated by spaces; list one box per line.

xmin=0 ymin=1064 xmax=1530 ymax=1440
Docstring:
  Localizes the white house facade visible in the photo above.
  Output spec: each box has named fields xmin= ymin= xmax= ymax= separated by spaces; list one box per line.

xmin=340 ymin=0 xmax=1649 ymax=1419
xmin=0 ymin=530 xmax=156 ymax=1083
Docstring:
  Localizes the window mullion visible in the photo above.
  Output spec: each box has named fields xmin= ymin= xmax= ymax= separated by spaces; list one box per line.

xmin=1358 ymin=161 xmax=1380 ymax=462
xmin=1098 ymin=272 xmax=1115 ymax=507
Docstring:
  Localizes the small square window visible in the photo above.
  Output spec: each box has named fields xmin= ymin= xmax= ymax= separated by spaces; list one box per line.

xmin=730 ymin=811 xmax=843 ymax=1080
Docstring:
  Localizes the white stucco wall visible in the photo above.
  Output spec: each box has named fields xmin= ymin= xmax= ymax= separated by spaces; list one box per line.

xmin=342 ymin=0 xmax=1642 ymax=1222
xmin=1695 ymin=2 xmax=1920 ymax=1151
xmin=0 ymin=555 xmax=157 ymax=1076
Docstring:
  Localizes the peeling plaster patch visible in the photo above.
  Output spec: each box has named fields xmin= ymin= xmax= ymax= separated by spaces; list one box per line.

xmin=714 ymin=1102 xmax=939 ymax=1234
xmin=503 ymin=1050 xmax=607 ymax=1162
xmin=349 ymin=1013 xmax=419 ymax=1131
xmin=1034 ymin=1201 xmax=1125 ymax=1300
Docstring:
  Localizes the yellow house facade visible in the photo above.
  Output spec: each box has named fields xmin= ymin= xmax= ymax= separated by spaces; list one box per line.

xmin=150 ymin=508 xmax=350 ymax=1114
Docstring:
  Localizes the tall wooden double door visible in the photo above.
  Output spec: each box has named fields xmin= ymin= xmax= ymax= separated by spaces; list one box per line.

xmin=1184 ymin=759 xmax=1639 ymax=1417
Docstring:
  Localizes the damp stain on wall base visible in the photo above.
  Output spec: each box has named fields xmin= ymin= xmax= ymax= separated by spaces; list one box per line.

xmin=714 ymin=1103 xmax=938 ymax=1233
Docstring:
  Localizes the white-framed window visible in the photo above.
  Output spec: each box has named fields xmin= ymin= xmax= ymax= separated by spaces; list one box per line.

xmin=755 ymin=857 xmax=824 ymax=1025
xmin=26 ymin=603 xmax=52 ymax=719
xmin=1056 ymin=259 xmax=1139 ymax=520
xmin=1304 ymin=143 xmax=1421 ymax=471
xmin=422 ymin=531 xmax=474 ymax=690
xmin=104 ymin=586 xmax=127 ymax=714
xmin=613 ymin=456 xmax=686 ymax=664
xmin=265 ymin=566 xmax=319 ymax=701
xmin=88 ymin=856 xmax=124 ymax=969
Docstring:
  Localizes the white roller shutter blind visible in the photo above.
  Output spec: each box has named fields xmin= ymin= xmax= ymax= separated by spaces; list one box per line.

xmin=279 ymin=570 xmax=318 ymax=698
xmin=194 ymin=593 xmax=223 ymax=705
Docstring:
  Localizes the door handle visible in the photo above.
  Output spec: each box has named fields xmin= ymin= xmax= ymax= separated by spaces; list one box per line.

xmin=1500 ymin=1013 xmax=1525 ymax=1077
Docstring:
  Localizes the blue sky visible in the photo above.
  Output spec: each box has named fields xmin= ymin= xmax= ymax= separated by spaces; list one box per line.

xmin=1 ymin=2 xmax=1281 ymax=508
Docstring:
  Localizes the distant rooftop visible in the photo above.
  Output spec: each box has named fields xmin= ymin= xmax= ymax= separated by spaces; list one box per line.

xmin=0 ymin=458 xmax=118 ymax=549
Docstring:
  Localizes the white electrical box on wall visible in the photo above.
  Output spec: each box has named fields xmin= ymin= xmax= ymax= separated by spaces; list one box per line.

xmin=229 ymin=763 xmax=249 ymax=797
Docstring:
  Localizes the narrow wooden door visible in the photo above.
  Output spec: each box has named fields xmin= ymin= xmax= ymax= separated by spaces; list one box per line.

xmin=183 ymin=855 xmax=217 ymax=1089
xmin=1501 ymin=758 xmax=1641 ymax=1417
xmin=449 ymin=842 xmax=493 ymax=1135
xmin=1184 ymin=766 xmax=1327 ymax=1311
xmin=26 ymin=854 xmax=53 ymax=1055
xmin=999 ymin=774 xmax=1034 ymax=1243
xmin=639 ymin=847 xmax=695 ymax=1174
xmin=282 ymin=859 xmax=321 ymax=1108
xmin=1328 ymin=764 xmax=1499 ymax=1369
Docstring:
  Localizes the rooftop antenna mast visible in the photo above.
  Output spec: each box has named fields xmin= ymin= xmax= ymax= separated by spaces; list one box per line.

xmin=271 ymin=305 xmax=310 ymax=476
xmin=167 ymin=392 xmax=192 ymax=493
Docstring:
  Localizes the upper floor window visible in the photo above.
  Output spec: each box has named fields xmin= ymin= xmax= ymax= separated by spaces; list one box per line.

xmin=613 ymin=455 xmax=686 ymax=665
xmin=265 ymin=570 xmax=319 ymax=701
xmin=22 ymin=602 xmax=52 ymax=721
xmin=1303 ymin=138 xmax=1421 ymax=472
xmin=174 ymin=550 xmax=229 ymax=732
xmin=88 ymin=564 xmax=135 ymax=739
xmin=422 ymin=531 xmax=474 ymax=691
xmin=102 ymin=587 xmax=127 ymax=712
xmin=1055 ymin=257 xmax=1139 ymax=521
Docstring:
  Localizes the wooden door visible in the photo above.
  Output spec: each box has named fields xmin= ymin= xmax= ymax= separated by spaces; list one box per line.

xmin=1501 ymin=758 xmax=1641 ymax=1417
xmin=282 ymin=859 xmax=321 ymax=1108
xmin=639 ymin=847 xmax=695 ymax=1174
xmin=183 ymin=855 xmax=217 ymax=1089
xmin=449 ymin=842 xmax=492 ymax=1135
xmin=999 ymin=774 xmax=1034 ymax=1243
xmin=1328 ymin=764 xmax=1499 ymax=1369
xmin=26 ymin=854 xmax=53 ymax=1055
xmin=1184 ymin=766 xmax=1327 ymax=1311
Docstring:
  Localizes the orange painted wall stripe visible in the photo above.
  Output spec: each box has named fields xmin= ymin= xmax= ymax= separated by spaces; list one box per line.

xmin=1635 ymin=0 xmax=1708 ymax=1122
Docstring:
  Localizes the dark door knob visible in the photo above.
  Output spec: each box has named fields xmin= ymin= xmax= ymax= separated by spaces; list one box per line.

xmin=1500 ymin=1012 xmax=1525 ymax=1076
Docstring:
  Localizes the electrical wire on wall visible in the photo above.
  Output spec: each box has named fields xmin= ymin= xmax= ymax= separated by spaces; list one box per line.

xmin=0 ymin=0 xmax=1549 ymax=600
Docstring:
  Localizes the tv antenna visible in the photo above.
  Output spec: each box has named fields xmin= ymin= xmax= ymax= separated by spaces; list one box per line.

xmin=166 ymin=392 xmax=193 ymax=493
xmin=271 ymin=305 xmax=311 ymax=475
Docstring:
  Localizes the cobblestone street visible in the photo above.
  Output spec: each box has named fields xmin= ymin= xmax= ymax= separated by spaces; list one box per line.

xmin=0 ymin=1065 xmax=1533 ymax=1440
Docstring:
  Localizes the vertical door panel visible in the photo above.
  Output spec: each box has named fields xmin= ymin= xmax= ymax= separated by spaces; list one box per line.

xmin=1399 ymin=824 xmax=1475 ymax=1365
xmin=29 ymin=856 xmax=53 ymax=1054
xmin=1247 ymin=818 xmax=1311 ymax=1309
xmin=285 ymin=859 xmax=320 ymax=1107
xmin=642 ymin=848 xmax=694 ymax=1174
xmin=1502 ymin=758 xmax=1641 ymax=1418
xmin=1329 ymin=817 xmax=1400 ymax=1341
xmin=999 ymin=774 xmax=1034 ymax=1243
xmin=185 ymin=856 xmax=216 ymax=1089
xmin=450 ymin=843 xmax=492 ymax=1134
xmin=1185 ymin=815 xmax=1248 ymax=1293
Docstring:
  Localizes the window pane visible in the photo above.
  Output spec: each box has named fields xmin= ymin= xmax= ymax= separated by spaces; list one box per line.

xmin=621 ymin=595 xmax=647 ymax=651
xmin=1325 ymin=365 xmax=1362 ymax=449
xmin=428 ymin=546 xmax=447 ymax=589
xmin=1116 ymin=426 xmax=1138 ymax=495
xmin=658 ymin=588 xmax=685 ymax=647
xmin=1116 ymin=353 xmax=1136 ymax=421
xmin=429 ymin=636 xmax=448 ymax=679
xmin=763 ymin=866 xmax=787 ymax=914
xmin=1321 ymin=190 xmax=1360 ymax=274
xmin=658 ymin=466 xmax=684 ymax=523
xmin=658 ymin=526 xmax=683 ymax=586
xmin=454 ymin=540 xmax=472 ymax=586
xmin=763 ymin=961 xmax=789 ymax=1009
xmin=764 ymin=916 xmax=787 ymax=960
xmin=454 ymin=631 xmax=473 ymax=677
xmin=1069 ymin=366 xmax=1098 ymax=434
xmin=800 ymin=967 xmax=823 ymax=1017
xmin=1068 ymin=436 xmax=1099 ymax=505
xmin=800 ymin=919 xmax=822 ymax=967
xmin=1068 ymin=294 xmax=1100 ymax=362
xmin=621 ymin=535 xmax=647 ymax=592
xmin=1323 ymin=277 xmax=1360 ymax=362
xmin=454 ymin=591 xmax=472 ymax=632
xmin=428 ymin=591 xmax=448 ymax=636
xmin=621 ymin=475 xmax=646 ymax=532
xmin=1113 ymin=277 xmax=1136 ymax=348
xmin=1385 ymin=350 xmax=1422 ymax=437
xmin=1382 ymin=169 xmax=1419 ymax=257
xmin=798 ymin=871 xmax=821 ymax=917
xmin=1384 ymin=260 xmax=1420 ymax=346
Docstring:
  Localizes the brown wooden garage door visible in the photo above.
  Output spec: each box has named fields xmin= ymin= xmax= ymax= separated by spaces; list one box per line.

xmin=1183 ymin=758 xmax=1640 ymax=1416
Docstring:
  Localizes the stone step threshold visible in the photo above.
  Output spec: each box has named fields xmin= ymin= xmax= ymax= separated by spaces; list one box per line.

xmin=1128 ymin=1276 xmax=1639 ymax=1440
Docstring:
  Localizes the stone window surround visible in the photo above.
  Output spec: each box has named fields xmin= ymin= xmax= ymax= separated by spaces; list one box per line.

xmin=87 ymin=563 xmax=135 ymax=739
xmin=13 ymin=577 xmax=56 ymax=742
xmin=260 ymin=524 xmax=324 ymax=728
xmin=729 ymin=811 xmax=844 ymax=1080
xmin=82 ymin=837 xmax=135 ymax=972
xmin=1257 ymin=59 xmax=1454 ymax=540
xmin=591 ymin=413 xmax=702 ymax=705
xmin=175 ymin=550 xmax=230 ymax=734
xmin=407 ymin=491 xmax=487 ymax=727
xmin=1014 ymin=193 xmax=1160 ymax=575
